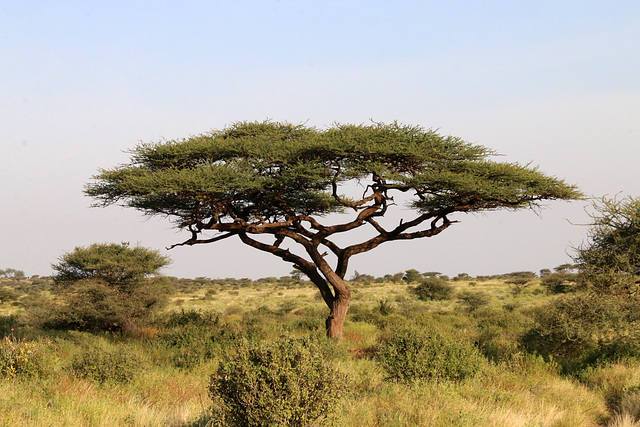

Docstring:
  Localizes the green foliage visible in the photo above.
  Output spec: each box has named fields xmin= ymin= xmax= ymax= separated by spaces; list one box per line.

xmin=70 ymin=346 xmax=140 ymax=383
xmin=402 ymin=269 xmax=422 ymax=283
xmin=541 ymin=272 xmax=577 ymax=294
xmin=33 ymin=243 xmax=173 ymax=332
xmin=0 ymin=287 xmax=20 ymax=304
xmin=457 ymin=290 xmax=490 ymax=312
xmin=87 ymin=121 xmax=580 ymax=219
xmin=0 ymin=268 xmax=25 ymax=278
xmin=160 ymin=309 xmax=227 ymax=369
xmin=575 ymin=196 xmax=640 ymax=295
xmin=377 ymin=323 xmax=485 ymax=382
xmin=412 ymin=277 xmax=453 ymax=301
xmin=209 ymin=336 xmax=349 ymax=427
xmin=52 ymin=242 xmax=170 ymax=288
xmin=0 ymin=332 xmax=45 ymax=379
xmin=522 ymin=294 xmax=640 ymax=372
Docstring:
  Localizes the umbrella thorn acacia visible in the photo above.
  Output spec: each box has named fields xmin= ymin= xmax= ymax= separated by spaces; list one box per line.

xmin=86 ymin=121 xmax=582 ymax=338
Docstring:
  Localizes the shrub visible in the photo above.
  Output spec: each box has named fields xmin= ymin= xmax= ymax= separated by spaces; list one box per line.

xmin=377 ymin=323 xmax=485 ymax=382
xmin=32 ymin=243 xmax=173 ymax=332
xmin=522 ymin=294 xmax=640 ymax=372
xmin=413 ymin=277 xmax=453 ymax=301
xmin=0 ymin=332 xmax=45 ymax=379
xmin=457 ymin=290 xmax=490 ymax=312
xmin=70 ymin=346 xmax=140 ymax=383
xmin=209 ymin=337 xmax=348 ymax=427
xmin=541 ymin=273 xmax=577 ymax=294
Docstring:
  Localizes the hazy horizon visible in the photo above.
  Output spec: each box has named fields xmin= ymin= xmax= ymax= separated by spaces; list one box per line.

xmin=2 ymin=2 xmax=639 ymax=279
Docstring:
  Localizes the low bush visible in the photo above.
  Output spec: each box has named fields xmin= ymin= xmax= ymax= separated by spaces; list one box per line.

xmin=70 ymin=346 xmax=140 ymax=383
xmin=457 ymin=290 xmax=490 ymax=312
xmin=0 ymin=332 xmax=45 ymax=379
xmin=377 ymin=323 xmax=485 ymax=382
xmin=209 ymin=336 xmax=349 ymax=427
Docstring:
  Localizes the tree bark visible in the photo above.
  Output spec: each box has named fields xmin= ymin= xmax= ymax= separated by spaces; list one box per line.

xmin=326 ymin=289 xmax=351 ymax=339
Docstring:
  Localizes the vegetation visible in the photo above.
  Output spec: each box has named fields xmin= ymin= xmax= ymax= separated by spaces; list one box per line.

xmin=24 ymin=243 xmax=173 ymax=332
xmin=86 ymin=120 xmax=581 ymax=338
xmin=209 ymin=337 xmax=348 ymax=426
xmin=0 ymin=263 xmax=639 ymax=425
xmin=575 ymin=196 xmax=640 ymax=295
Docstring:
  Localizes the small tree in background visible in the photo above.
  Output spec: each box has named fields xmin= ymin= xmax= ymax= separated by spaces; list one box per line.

xmin=33 ymin=243 xmax=172 ymax=332
xmin=86 ymin=121 xmax=581 ymax=338
xmin=402 ymin=269 xmax=422 ymax=284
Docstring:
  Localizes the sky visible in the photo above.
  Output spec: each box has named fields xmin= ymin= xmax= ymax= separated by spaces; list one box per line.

xmin=1 ymin=1 xmax=639 ymax=279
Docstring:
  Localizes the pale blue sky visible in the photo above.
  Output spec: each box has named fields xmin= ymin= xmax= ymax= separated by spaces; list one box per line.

xmin=2 ymin=2 xmax=639 ymax=278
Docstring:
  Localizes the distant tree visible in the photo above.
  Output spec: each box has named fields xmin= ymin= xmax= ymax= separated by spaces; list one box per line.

xmin=0 ymin=268 xmax=25 ymax=279
xmin=37 ymin=243 xmax=172 ymax=331
xmin=575 ymin=196 xmax=640 ymax=295
xmin=453 ymin=272 xmax=472 ymax=281
xmin=86 ymin=121 xmax=581 ymax=338
xmin=422 ymin=271 xmax=441 ymax=278
xmin=539 ymin=268 xmax=552 ymax=277
xmin=554 ymin=264 xmax=577 ymax=274
xmin=402 ymin=269 xmax=422 ymax=283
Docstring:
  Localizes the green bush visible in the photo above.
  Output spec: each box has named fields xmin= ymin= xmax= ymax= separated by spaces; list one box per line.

xmin=70 ymin=346 xmax=140 ymax=383
xmin=412 ymin=277 xmax=453 ymax=301
xmin=377 ymin=323 xmax=485 ymax=382
xmin=31 ymin=243 xmax=174 ymax=332
xmin=457 ymin=290 xmax=490 ymax=312
xmin=541 ymin=273 xmax=576 ymax=294
xmin=0 ymin=332 xmax=45 ymax=379
xmin=209 ymin=336 xmax=348 ymax=427
xmin=522 ymin=294 xmax=640 ymax=372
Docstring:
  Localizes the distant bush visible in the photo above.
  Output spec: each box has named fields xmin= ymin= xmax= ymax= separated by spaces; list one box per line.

xmin=413 ymin=277 xmax=453 ymax=301
xmin=70 ymin=346 xmax=140 ymax=383
xmin=209 ymin=337 xmax=348 ymax=426
xmin=377 ymin=323 xmax=485 ymax=382
xmin=457 ymin=290 xmax=490 ymax=312
xmin=541 ymin=273 xmax=577 ymax=294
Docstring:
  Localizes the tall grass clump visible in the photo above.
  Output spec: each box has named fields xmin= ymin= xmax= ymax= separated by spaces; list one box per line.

xmin=208 ymin=336 xmax=349 ymax=426
xmin=377 ymin=322 xmax=486 ymax=382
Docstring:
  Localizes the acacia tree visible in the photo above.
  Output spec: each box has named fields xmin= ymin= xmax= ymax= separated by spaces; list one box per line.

xmin=45 ymin=243 xmax=172 ymax=331
xmin=86 ymin=121 xmax=581 ymax=337
xmin=575 ymin=196 xmax=640 ymax=295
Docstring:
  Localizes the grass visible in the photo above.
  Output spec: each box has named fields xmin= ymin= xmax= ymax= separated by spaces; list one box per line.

xmin=0 ymin=276 xmax=638 ymax=426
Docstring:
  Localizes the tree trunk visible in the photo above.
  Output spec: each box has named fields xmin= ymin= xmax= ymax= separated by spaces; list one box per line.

xmin=325 ymin=286 xmax=351 ymax=339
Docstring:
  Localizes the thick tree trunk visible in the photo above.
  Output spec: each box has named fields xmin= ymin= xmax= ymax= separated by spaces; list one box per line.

xmin=326 ymin=291 xmax=351 ymax=338
xmin=325 ymin=282 xmax=351 ymax=339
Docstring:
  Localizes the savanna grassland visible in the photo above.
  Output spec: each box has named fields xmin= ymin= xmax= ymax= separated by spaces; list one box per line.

xmin=2 ymin=272 xmax=640 ymax=427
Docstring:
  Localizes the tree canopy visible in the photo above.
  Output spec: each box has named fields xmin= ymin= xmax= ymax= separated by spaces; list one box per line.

xmin=42 ymin=243 xmax=172 ymax=331
xmin=86 ymin=121 xmax=582 ymax=337
xmin=575 ymin=196 xmax=640 ymax=295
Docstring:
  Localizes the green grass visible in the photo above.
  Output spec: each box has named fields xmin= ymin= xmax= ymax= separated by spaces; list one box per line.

xmin=0 ymin=277 xmax=638 ymax=426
